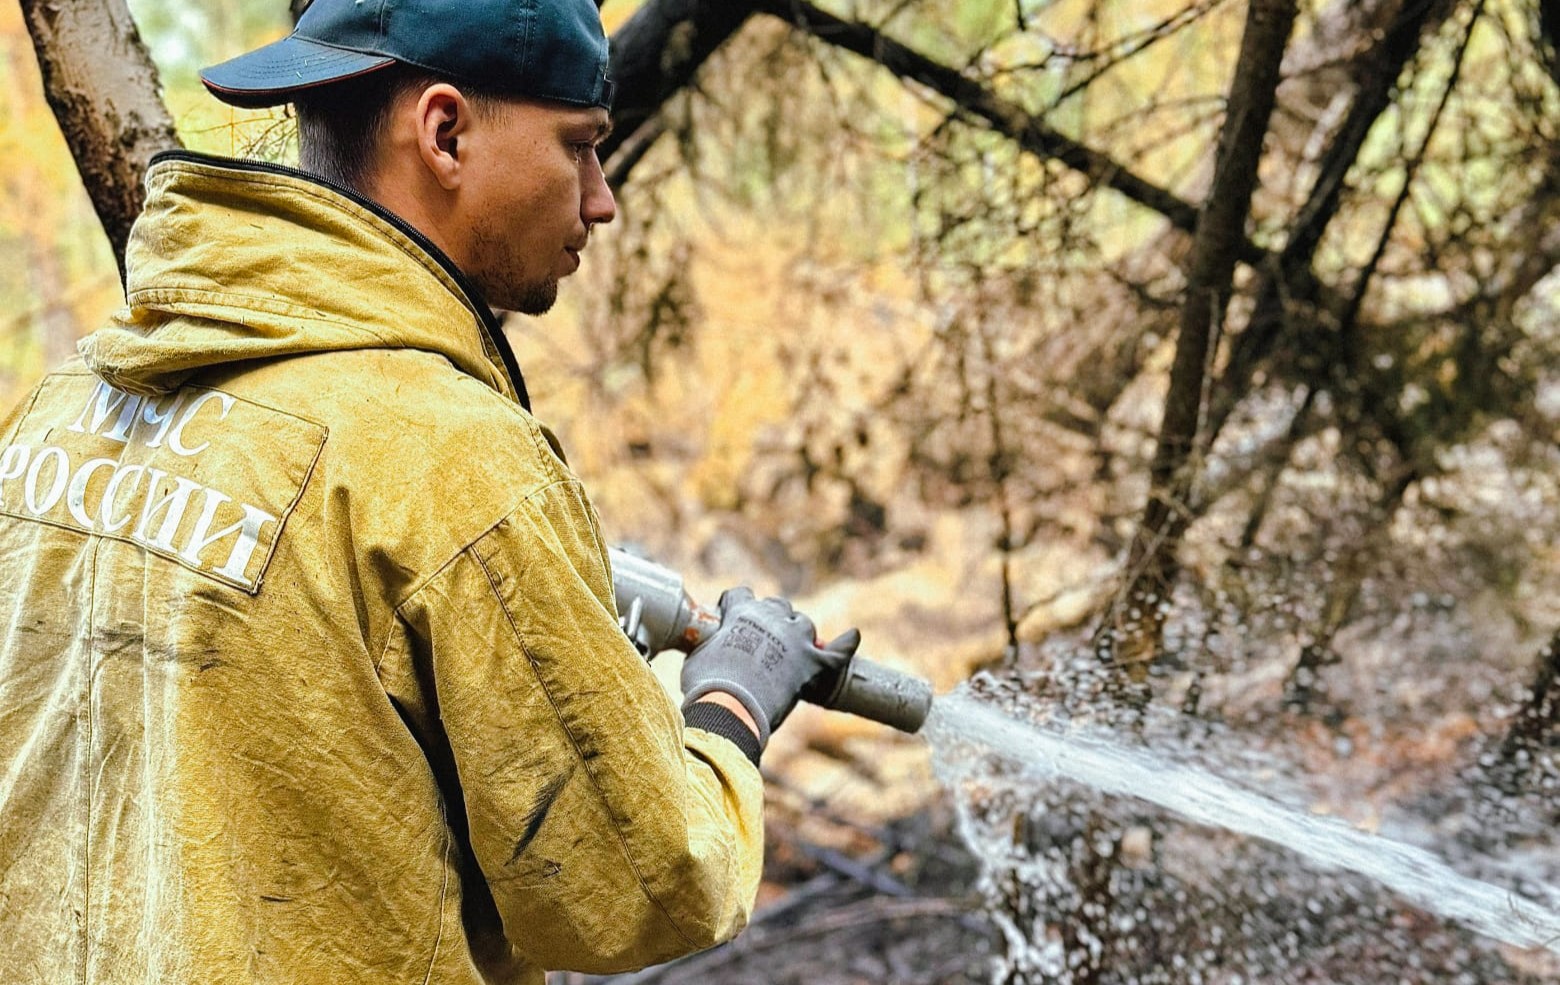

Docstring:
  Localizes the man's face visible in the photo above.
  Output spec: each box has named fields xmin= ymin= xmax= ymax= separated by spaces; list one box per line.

xmin=460 ymin=100 xmax=616 ymax=315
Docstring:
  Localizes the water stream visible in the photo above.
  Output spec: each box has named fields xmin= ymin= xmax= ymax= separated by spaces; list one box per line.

xmin=927 ymin=689 xmax=1560 ymax=961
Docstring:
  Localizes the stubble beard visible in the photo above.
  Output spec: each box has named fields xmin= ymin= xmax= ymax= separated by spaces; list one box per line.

xmin=468 ymin=226 xmax=560 ymax=316
xmin=498 ymin=278 xmax=559 ymax=316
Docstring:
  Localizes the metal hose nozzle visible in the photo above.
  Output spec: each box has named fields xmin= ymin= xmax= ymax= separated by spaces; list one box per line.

xmin=609 ymin=547 xmax=935 ymax=734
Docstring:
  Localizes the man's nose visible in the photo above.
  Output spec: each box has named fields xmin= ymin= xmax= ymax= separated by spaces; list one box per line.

xmin=582 ymin=152 xmax=617 ymax=227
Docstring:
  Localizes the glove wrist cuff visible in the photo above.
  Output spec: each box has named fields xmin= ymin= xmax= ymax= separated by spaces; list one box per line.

xmin=682 ymin=681 xmax=771 ymax=749
xmin=682 ymin=702 xmax=762 ymax=767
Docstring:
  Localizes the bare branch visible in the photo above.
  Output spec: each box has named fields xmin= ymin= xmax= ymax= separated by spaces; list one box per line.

xmin=1341 ymin=0 xmax=1484 ymax=338
xmin=604 ymin=118 xmax=668 ymax=191
xmin=1214 ymin=0 xmax=1460 ymax=434
xmin=601 ymin=0 xmax=756 ymax=169
xmin=751 ymin=0 xmax=1207 ymax=240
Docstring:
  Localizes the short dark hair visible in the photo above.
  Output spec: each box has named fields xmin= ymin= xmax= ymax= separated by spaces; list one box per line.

xmin=294 ymin=65 xmax=498 ymax=191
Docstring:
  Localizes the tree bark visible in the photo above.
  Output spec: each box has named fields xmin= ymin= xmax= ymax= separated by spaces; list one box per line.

xmin=1096 ymin=0 xmax=1300 ymax=701
xmin=19 ymin=0 xmax=180 ymax=282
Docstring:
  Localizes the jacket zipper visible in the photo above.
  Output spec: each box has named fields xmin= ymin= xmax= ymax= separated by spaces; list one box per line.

xmin=147 ymin=150 xmax=533 ymax=412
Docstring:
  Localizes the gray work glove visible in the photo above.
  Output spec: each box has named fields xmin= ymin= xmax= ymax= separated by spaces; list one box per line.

xmin=680 ymin=587 xmax=861 ymax=749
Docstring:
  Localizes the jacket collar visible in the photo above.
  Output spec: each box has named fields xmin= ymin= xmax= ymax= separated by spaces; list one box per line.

xmin=81 ymin=151 xmax=531 ymax=409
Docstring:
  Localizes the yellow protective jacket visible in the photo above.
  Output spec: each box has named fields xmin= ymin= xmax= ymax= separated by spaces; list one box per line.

xmin=0 ymin=153 xmax=763 ymax=984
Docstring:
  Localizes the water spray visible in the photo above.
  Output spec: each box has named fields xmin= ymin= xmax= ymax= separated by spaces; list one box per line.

xmin=612 ymin=549 xmax=1559 ymax=967
xmin=930 ymin=688 xmax=1560 ymax=962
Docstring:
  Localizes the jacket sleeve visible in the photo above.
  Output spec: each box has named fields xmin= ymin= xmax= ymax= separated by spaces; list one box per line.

xmin=395 ymin=477 xmax=765 ymax=974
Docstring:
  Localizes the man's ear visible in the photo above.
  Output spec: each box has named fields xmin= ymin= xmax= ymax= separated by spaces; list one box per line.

xmin=414 ymin=83 xmax=472 ymax=191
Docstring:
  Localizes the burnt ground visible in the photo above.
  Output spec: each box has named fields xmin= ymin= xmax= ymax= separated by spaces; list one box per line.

xmin=559 ymin=796 xmax=999 ymax=985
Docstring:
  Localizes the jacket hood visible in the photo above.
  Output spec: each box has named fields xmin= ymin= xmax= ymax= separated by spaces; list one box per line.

xmin=81 ymin=152 xmax=529 ymax=406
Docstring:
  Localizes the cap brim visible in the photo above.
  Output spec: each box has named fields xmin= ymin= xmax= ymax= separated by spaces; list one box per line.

xmin=200 ymin=35 xmax=396 ymax=108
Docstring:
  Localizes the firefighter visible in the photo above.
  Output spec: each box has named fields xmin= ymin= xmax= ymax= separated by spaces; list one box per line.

xmin=0 ymin=1 xmax=852 ymax=981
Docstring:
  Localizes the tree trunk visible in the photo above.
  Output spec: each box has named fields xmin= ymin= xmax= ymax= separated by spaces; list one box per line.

xmin=19 ymin=0 xmax=180 ymax=281
xmin=1096 ymin=0 xmax=1300 ymax=702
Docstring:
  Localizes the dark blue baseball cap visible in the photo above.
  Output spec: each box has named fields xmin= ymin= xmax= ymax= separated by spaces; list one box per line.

xmin=200 ymin=0 xmax=613 ymax=109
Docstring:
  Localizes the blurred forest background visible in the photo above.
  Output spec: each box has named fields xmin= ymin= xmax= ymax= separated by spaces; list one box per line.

xmin=6 ymin=0 xmax=1560 ymax=982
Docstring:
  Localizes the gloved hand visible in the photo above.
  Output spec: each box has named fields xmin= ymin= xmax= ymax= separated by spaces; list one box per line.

xmin=680 ymin=587 xmax=860 ymax=749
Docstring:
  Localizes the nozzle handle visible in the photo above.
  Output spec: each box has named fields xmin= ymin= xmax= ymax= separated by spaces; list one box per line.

xmin=813 ymin=655 xmax=933 ymax=734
